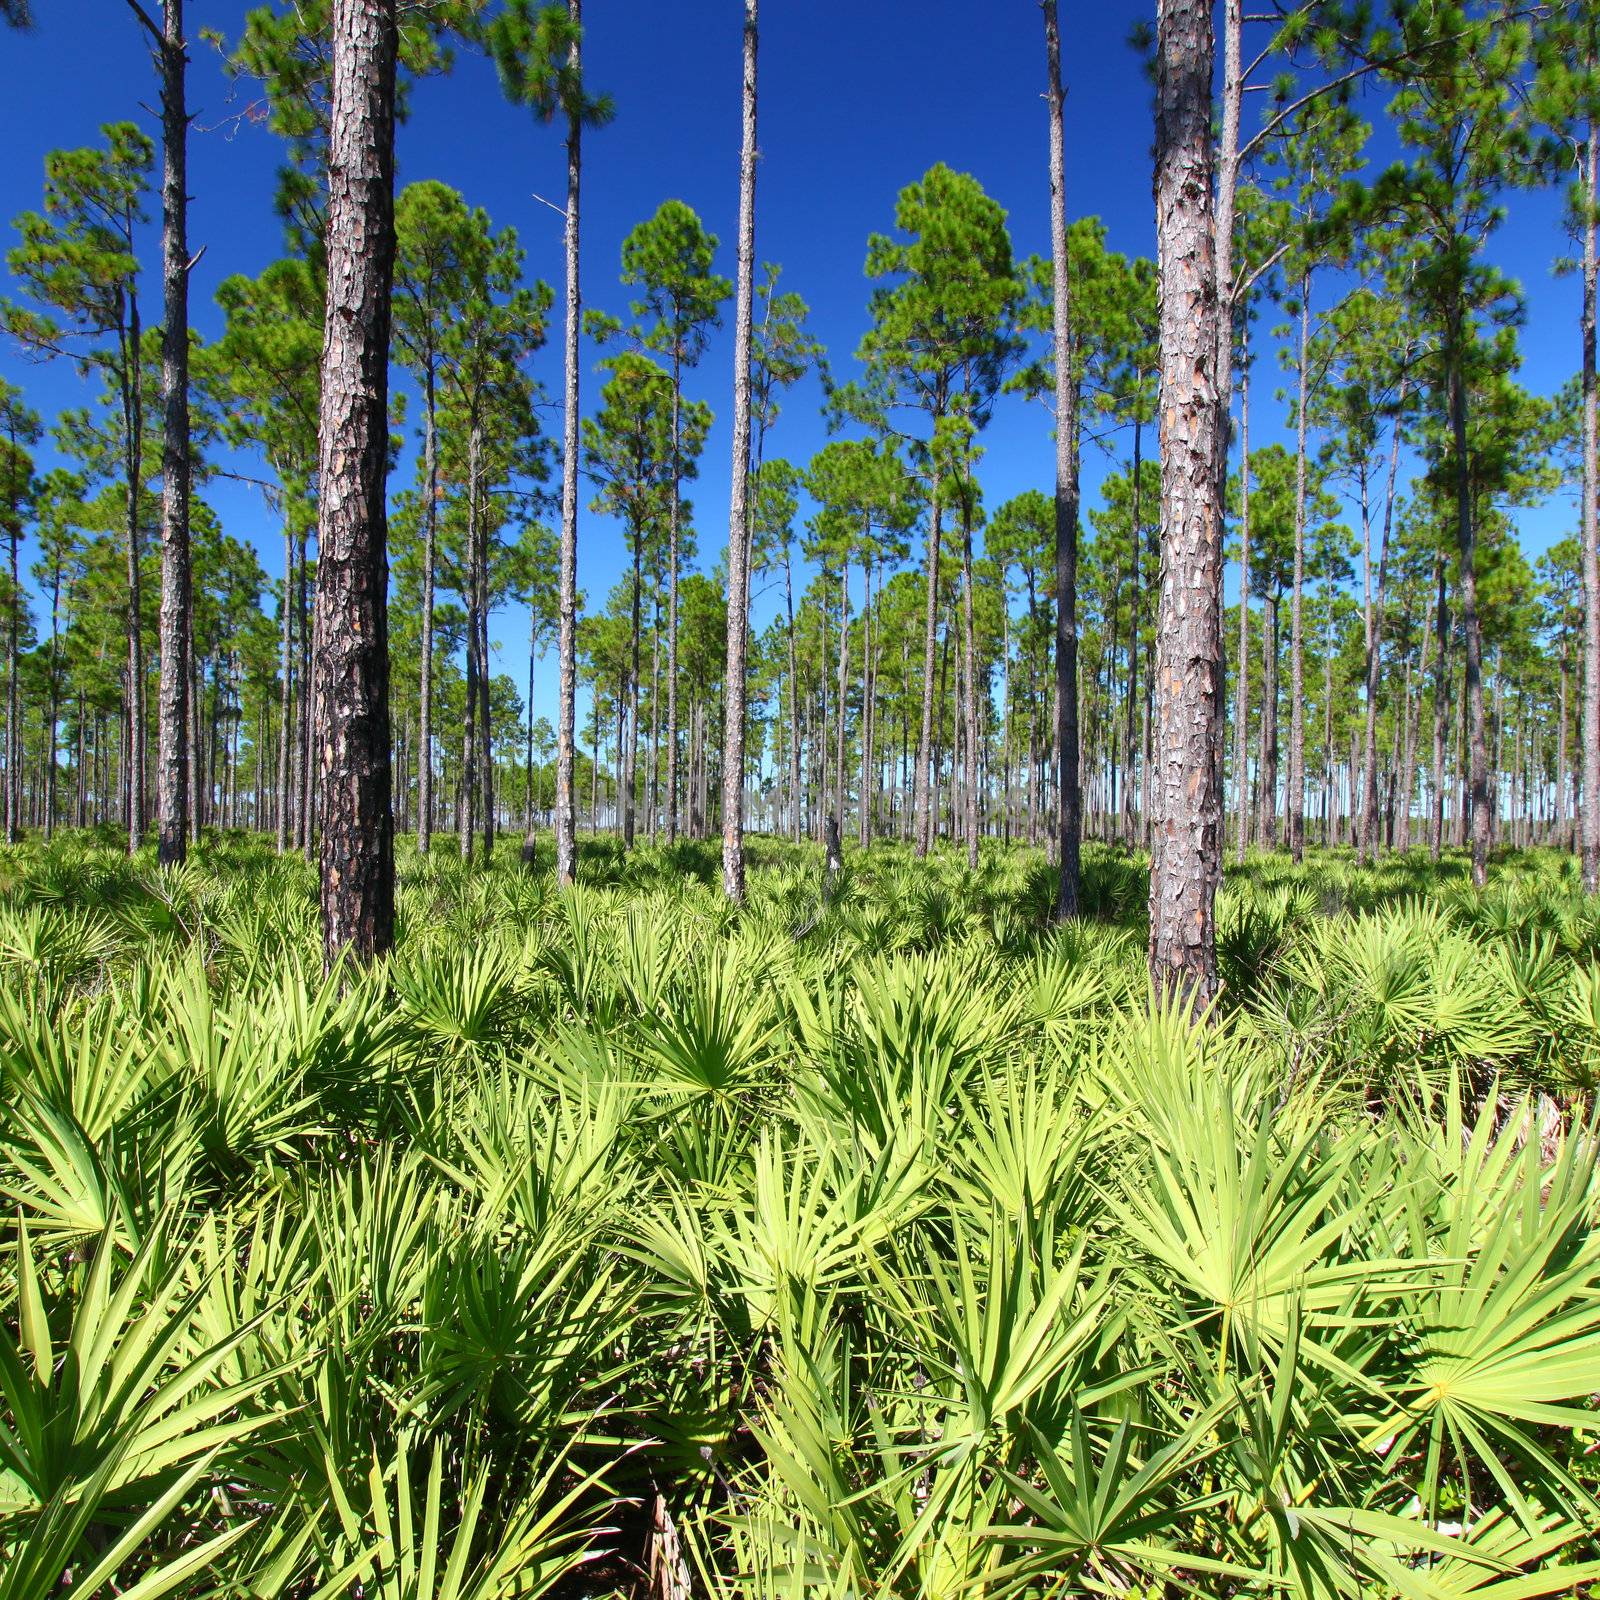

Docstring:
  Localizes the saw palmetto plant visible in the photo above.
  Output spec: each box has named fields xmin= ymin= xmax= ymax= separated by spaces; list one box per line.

xmin=0 ymin=832 xmax=1597 ymax=1598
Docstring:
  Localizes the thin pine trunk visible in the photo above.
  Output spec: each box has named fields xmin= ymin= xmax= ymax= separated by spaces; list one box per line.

xmin=1044 ymin=0 xmax=1080 ymax=914
xmin=720 ymin=0 xmax=757 ymax=899
xmin=155 ymin=0 xmax=191 ymax=868
xmin=1288 ymin=274 xmax=1310 ymax=864
xmin=1581 ymin=117 xmax=1600 ymax=892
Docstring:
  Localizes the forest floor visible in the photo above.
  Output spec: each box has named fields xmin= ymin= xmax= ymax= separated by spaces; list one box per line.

xmin=0 ymin=830 xmax=1597 ymax=1597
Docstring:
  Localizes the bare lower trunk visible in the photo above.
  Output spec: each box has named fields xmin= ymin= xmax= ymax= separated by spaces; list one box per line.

xmin=123 ymin=300 xmax=146 ymax=855
xmin=474 ymin=428 xmax=493 ymax=861
xmin=4 ymin=508 xmax=16 ymax=844
xmin=311 ymin=0 xmax=397 ymax=967
xmin=785 ymin=549 xmax=800 ymax=843
xmin=835 ymin=567 xmax=849 ymax=825
xmin=912 ymin=495 xmax=942 ymax=857
xmin=1430 ymin=543 xmax=1449 ymax=862
xmin=1287 ymin=276 xmax=1310 ymax=864
xmin=43 ymin=566 xmax=59 ymax=838
xmin=555 ymin=0 xmax=584 ymax=888
xmin=1147 ymin=0 xmax=1222 ymax=1007
xmin=961 ymin=492 xmax=981 ymax=871
xmin=1124 ymin=414 xmax=1143 ymax=847
xmin=720 ymin=0 xmax=757 ymax=900
xmin=418 ymin=397 xmax=437 ymax=851
xmin=1581 ymin=120 xmax=1600 ymax=893
xmin=1359 ymin=370 xmax=1408 ymax=864
xmin=276 ymin=523 xmax=294 ymax=852
xmin=1450 ymin=326 xmax=1490 ymax=886
xmin=1232 ymin=328 xmax=1251 ymax=864
xmin=155 ymin=0 xmax=191 ymax=868
xmin=667 ymin=367 xmax=682 ymax=844
xmin=1258 ymin=592 xmax=1278 ymax=848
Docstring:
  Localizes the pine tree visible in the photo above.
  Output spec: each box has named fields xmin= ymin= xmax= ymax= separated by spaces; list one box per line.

xmin=5 ymin=125 xmax=155 ymax=852
xmin=1380 ymin=4 xmax=1537 ymax=886
xmin=490 ymin=0 xmax=612 ymax=887
xmin=591 ymin=201 xmax=729 ymax=846
xmin=124 ymin=0 xmax=195 ymax=867
xmin=835 ymin=164 xmax=1022 ymax=859
xmin=0 ymin=382 xmax=39 ymax=845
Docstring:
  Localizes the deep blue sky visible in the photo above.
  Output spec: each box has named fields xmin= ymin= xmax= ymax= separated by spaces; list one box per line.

xmin=0 ymin=0 xmax=1585 ymax=721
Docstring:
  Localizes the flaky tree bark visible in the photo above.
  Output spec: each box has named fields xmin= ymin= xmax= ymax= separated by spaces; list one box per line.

xmin=155 ymin=0 xmax=191 ymax=867
xmin=720 ymin=0 xmax=758 ymax=902
xmin=1147 ymin=0 xmax=1222 ymax=1007
xmin=311 ymin=0 xmax=397 ymax=967
xmin=1044 ymin=0 xmax=1080 ymax=916
xmin=1582 ymin=118 xmax=1600 ymax=894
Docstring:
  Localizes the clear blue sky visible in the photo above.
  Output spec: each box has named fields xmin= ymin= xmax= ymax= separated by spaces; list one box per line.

xmin=0 ymin=0 xmax=1585 ymax=726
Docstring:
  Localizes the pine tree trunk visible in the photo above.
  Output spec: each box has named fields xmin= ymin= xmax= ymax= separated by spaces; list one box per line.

xmin=785 ymin=546 xmax=800 ymax=843
xmin=1449 ymin=323 xmax=1491 ymax=886
xmin=835 ymin=567 xmax=849 ymax=826
xmin=1043 ymin=0 xmax=1081 ymax=915
xmin=418 ymin=392 xmax=437 ymax=851
xmin=43 ymin=561 xmax=60 ymax=838
xmin=624 ymin=526 xmax=641 ymax=848
xmin=122 ymin=295 xmax=146 ymax=855
xmin=4 ymin=479 xmax=16 ymax=845
xmin=276 ymin=523 xmax=294 ymax=851
xmin=1211 ymin=0 xmax=1242 ymax=871
xmin=666 ymin=360 xmax=683 ymax=845
xmin=860 ymin=555 xmax=875 ymax=848
xmin=1147 ymin=0 xmax=1222 ymax=1007
xmin=1359 ymin=371 xmax=1408 ymax=864
xmin=155 ymin=0 xmax=191 ymax=868
xmin=1125 ymin=414 xmax=1143 ymax=847
xmin=1232 ymin=328 xmax=1251 ymax=864
xmin=1430 ymin=544 xmax=1449 ymax=861
xmin=554 ymin=0 xmax=584 ymax=888
xmin=311 ymin=0 xmax=397 ymax=967
xmin=912 ymin=491 xmax=943 ymax=858
xmin=720 ymin=0 xmax=757 ymax=901
xmin=475 ymin=431 xmax=493 ymax=861
xmin=960 ymin=489 xmax=981 ymax=871
xmin=1288 ymin=275 xmax=1310 ymax=864
xmin=1044 ymin=0 xmax=1081 ymax=914
xmin=1581 ymin=118 xmax=1600 ymax=894
xmin=1260 ymin=595 xmax=1279 ymax=850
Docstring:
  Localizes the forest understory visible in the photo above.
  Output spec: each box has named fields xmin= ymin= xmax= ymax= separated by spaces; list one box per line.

xmin=0 ymin=830 xmax=1597 ymax=1598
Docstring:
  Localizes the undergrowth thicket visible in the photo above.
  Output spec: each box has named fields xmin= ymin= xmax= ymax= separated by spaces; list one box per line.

xmin=0 ymin=831 xmax=1598 ymax=1598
